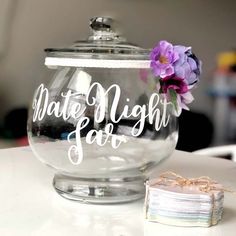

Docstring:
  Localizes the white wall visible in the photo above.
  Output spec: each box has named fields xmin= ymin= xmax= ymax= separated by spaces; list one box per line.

xmin=0 ymin=0 xmax=236 ymax=119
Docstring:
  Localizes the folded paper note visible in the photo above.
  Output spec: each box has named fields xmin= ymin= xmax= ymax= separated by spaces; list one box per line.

xmin=144 ymin=172 xmax=225 ymax=227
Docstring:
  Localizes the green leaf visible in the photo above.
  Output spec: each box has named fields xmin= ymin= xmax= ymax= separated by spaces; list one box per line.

xmin=169 ymin=89 xmax=178 ymax=112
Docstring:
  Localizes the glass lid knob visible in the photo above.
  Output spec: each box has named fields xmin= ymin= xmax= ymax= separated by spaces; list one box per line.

xmin=90 ymin=16 xmax=113 ymax=31
xmin=88 ymin=16 xmax=125 ymax=42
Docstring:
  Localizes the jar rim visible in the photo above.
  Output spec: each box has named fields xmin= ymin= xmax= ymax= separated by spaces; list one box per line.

xmin=45 ymin=57 xmax=151 ymax=68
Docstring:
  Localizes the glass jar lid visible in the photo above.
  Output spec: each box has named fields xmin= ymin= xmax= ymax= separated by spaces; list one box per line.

xmin=45 ymin=17 xmax=150 ymax=68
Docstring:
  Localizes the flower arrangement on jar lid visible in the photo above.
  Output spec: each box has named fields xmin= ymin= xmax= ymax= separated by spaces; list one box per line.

xmin=150 ymin=40 xmax=202 ymax=116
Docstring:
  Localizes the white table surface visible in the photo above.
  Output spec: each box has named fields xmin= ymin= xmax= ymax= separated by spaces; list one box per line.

xmin=0 ymin=146 xmax=236 ymax=236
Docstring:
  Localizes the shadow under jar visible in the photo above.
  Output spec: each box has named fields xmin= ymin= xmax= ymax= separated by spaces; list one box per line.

xmin=27 ymin=17 xmax=178 ymax=204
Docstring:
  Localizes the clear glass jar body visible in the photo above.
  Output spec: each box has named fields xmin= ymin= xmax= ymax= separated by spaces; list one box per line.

xmin=28 ymin=66 xmax=178 ymax=203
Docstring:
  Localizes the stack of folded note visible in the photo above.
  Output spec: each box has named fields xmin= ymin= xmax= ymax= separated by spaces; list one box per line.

xmin=145 ymin=173 xmax=224 ymax=227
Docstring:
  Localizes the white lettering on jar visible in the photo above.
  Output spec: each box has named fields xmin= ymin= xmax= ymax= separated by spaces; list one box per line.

xmin=32 ymin=83 xmax=171 ymax=165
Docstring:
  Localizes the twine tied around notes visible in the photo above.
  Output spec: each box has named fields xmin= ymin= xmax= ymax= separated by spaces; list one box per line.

xmin=154 ymin=171 xmax=236 ymax=195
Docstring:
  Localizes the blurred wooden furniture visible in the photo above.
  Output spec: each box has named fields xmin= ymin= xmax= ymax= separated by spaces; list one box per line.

xmin=193 ymin=144 xmax=236 ymax=162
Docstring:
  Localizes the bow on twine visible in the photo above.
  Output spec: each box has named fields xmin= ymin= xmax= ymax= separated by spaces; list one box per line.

xmin=154 ymin=171 xmax=236 ymax=195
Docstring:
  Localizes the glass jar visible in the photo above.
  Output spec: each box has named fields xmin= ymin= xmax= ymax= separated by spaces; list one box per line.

xmin=27 ymin=17 xmax=178 ymax=203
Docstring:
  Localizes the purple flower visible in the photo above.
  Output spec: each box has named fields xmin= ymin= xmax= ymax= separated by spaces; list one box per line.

xmin=150 ymin=40 xmax=202 ymax=116
xmin=173 ymin=45 xmax=202 ymax=85
xmin=150 ymin=41 xmax=179 ymax=78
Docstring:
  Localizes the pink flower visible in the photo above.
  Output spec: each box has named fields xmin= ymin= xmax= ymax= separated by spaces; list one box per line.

xmin=139 ymin=69 xmax=148 ymax=83
xmin=175 ymin=91 xmax=194 ymax=116
xmin=160 ymin=75 xmax=194 ymax=116
xmin=160 ymin=76 xmax=189 ymax=94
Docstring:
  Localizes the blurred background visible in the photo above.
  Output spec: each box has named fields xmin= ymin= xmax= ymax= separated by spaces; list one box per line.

xmin=0 ymin=0 xmax=235 ymax=151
